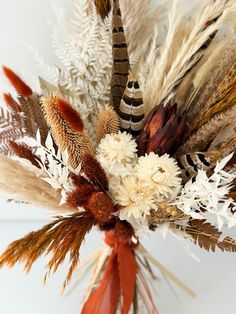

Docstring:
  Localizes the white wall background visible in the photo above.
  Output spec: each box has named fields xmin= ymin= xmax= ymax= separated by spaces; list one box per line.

xmin=0 ymin=1 xmax=236 ymax=314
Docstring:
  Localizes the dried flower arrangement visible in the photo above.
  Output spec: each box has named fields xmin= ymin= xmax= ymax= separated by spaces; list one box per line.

xmin=0 ymin=0 xmax=236 ymax=313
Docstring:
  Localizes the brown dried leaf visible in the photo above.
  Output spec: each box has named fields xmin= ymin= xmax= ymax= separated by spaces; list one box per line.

xmin=186 ymin=219 xmax=236 ymax=253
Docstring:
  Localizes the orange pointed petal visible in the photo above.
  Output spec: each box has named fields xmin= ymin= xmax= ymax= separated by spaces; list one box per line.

xmin=118 ymin=244 xmax=137 ymax=314
xmin=81 ymin=252 xmax=120 ymax=314
xmin=2 ymin=66 xmax=33 ymax=97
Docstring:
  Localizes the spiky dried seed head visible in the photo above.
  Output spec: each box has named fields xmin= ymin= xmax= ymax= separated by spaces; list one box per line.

xmin=96 ymin=106 xmax=120 ymax=144
xmin=41 ymin=96 xmax=94 ymax=168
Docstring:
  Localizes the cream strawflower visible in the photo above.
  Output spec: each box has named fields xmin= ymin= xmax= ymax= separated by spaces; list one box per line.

xmin=96 ymin=131 xmax=137 ymax=177
xmin=135 ymin=152 xmax=182 ymax=200
xmin=114 ymin=175 xmax=157 ymax=220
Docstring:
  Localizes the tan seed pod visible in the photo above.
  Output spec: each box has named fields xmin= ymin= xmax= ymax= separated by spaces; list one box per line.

xmin=96 ymin=106 xmax=120 ymax=144
xmin=41 ymin=96 xmax=94 ymax=169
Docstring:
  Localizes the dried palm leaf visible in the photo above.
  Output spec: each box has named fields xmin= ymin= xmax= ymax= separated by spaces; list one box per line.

xmin=41 ymin=96 xmax=94 ymax=169
xmin=96 ymin=106 xmax=120 ymax=144
xmin=0 ymin=212 xmax=94 ymax=289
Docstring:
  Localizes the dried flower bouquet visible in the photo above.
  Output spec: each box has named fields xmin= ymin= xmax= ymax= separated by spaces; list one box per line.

xmin=0 ymin=0 xmax=236 ymax=313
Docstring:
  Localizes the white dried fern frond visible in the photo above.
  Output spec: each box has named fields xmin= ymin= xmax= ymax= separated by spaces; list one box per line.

xmin=143 ymin=0 xmax=235 ymax=112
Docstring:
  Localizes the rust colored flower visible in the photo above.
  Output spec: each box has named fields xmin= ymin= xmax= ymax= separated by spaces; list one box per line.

xmin=138 ymin=104 xmax=187 ymax=157
xmin=67 ymin=184 xmax=97 ymax=208
xmin=87 ymin=191 xmax=114 ymax=223
xmin=2 ymin=66 xmax=33 ymax=97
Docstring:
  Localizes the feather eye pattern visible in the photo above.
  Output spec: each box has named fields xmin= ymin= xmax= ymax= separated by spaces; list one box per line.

xmin=111 ymin=0 xmax=130 ymax=111
xmin=177 ymin=151 xmax=220 ymax=182
xmin=119 ymin=74 xmax=145 ymax=136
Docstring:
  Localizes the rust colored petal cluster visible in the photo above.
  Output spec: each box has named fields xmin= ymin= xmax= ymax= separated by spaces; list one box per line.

xmin=138 ymin=104 xmax=187 ymax=157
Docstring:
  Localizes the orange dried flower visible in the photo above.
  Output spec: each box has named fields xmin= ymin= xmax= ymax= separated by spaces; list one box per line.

xmin=2 ymin=66 xmax=33 ymax=97
xmin=87 ymin=191 xmax=114 ymax=223
xmin=67 ymin=184 xmax=97 ymax=208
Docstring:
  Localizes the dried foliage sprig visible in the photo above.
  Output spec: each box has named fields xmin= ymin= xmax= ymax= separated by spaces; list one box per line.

xmin=0 ymin=213 xmax=94 ymax=289
xmin=0 ymin=155 xmax=73 ymax=212
xmin=185 ymin=219 xmax=236 ymax=252
xmin=8 ymin=141 xmax=40 ymax=168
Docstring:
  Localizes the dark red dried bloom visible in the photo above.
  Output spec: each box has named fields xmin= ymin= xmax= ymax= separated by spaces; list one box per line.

xmin=87 ymin=191 xmax=114 ymax=223
xmin=138 ymin=104 xmax=187 ymax=157
xmin=70 ymin=174 xmax=90 ymax=187
xmin=82 ymin=153 xmax=109 ymax=191
xmin=55 ymin=98 xmax=84 ymax=132
xmin=2 ymin=66 xmax=33 ymax=97
xmin=3 ymin=93 xmax=21 ymax=112
xmin=9 ymin=141 xmax=40 ymax=168
xmin=67 ymin=184 xmax=96 ymax=208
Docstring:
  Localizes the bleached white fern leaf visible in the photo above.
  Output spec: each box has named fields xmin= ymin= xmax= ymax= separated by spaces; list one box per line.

xmin=174 ymin=154 xmax=236 ymax=231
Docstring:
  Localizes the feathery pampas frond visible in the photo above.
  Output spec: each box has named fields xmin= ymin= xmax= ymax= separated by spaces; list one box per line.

xmin=96 ymin=106 xmax=120 ymax=144
xmin=42 ymin=96 xmax=94 ymax=169
xmin=143 ymin=0 xmax=234 ymax=112
xmin=120 ymin=0 xmax=166 ymax=55
xmin=0 ymin=155 xmax=74 ymax=213
xmin=95 ymin=0 xmax=111 ymax=19
xmin=179 ymin=104 xmax=236 ymax=153
xmin=3 ymin=93 xmax=21 ymax=113
xmin=0 ymin=212 xmax=94 ymax=289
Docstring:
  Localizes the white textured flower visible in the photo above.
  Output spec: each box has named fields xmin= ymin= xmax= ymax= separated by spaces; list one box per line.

xmin=135 ymin=152 xmax=182 ymax=200
xmin=96 ymin=131 xmax=137 ymax=177
xmin=115 ymin=175 xmax=157 ymax=221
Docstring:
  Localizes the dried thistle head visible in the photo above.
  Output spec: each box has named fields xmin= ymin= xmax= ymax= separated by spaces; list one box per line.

xmin=87 ymin=191 xmax=114 ymax=223
xmin=95 ymin=0 xmax=111 ymax=19
xmin=41 ymin=96 xmax=94 ymax=169
xmin=96 ymin=106 xmax=120 ymax=144
xmin=2 ymin=66 xmax=33 ymax=97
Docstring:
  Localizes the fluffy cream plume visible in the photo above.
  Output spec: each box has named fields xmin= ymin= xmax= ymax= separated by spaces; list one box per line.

xmin=179 ymin=104 xmax=236 ymax=153
xmin=120 ymin=0 xmax=166 ymax=55
xmin=0 ymin=155 xmax=75 ymax=213
xmin=96 ymin=106 xmax=120 ymax=144
xmin=143 ymin=0 xmax=235 ymax=112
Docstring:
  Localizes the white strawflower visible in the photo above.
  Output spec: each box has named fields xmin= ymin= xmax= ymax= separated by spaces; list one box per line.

xmin=135 ymin=152 xmax=182 ymax=200
xmin=96 ymin=131 xmax=137 ymax=177
xmin=115 ymin=175 xmax=157 ymax=220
